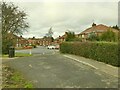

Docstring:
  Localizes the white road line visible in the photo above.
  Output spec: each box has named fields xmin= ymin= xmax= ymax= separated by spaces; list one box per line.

xmin=63 ymin=55 xmax=98 ymax=70
xmin=29 ymin=64 xmax=32 ymax=68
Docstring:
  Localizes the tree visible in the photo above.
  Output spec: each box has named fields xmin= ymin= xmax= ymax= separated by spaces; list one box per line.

xmin=100 ymin=29 xmax=117 ymax=42
xmin=112 ymin=25 xmax=120 ymax=30
xmin=45 ymin=27 xmax=53 ymax=37
xmin=65 ymin=31 xmax=75 ymax=41
xmin=43 ymin=27 xmax=54 ymax=43
xmin=2 ymin=2 xmax=29 ymax=54
xmin=87 ymin=32 xmax=99 ymax=41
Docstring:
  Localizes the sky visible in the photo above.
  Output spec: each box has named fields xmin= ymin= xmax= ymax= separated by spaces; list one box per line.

xmin=4 ymin=0 xmax=119 ymax=38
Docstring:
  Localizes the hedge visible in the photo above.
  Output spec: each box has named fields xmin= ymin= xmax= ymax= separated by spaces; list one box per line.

xmin=60 ymin=42 xmax=119 ymax=67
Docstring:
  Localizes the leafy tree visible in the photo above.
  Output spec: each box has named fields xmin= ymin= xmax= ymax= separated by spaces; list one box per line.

xmin=2 ymin=2 xmax=29 ymax=54
xmin=112 ymin=25 xmax=120 ymax=30
xmin=87 ymin=32 xmax=99 ymax=41
xmin=65 ymin=31 xmax=75 ymax=41
xmin=100 ymin=29 xmax=117 ymax=42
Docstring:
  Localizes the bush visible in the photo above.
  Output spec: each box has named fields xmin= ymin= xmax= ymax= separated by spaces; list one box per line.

xmin=100 ymin=29 xmax=118 ymax=42
xmin=32 ymin=45 xmax=37 ymax=48
xmin=87 ymin=32 xmax=99 ymax=41
xmin=65 ymin=31 xmax=76 ymax=41
xmin=2 ymin=39 xmax=13 ymax=54
xmin=60 ymin=42 xmax=119 ymax=67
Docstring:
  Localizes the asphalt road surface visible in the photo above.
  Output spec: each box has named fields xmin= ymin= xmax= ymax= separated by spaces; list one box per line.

xmin=3 ymin=46 xmax=118 ymax=88
xmin=15 ymin=46 xmax=58 ymax=55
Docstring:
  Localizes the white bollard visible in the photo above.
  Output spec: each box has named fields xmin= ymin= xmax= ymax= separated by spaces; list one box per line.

xmin=29 ymin=49 xmax=32 ymax=55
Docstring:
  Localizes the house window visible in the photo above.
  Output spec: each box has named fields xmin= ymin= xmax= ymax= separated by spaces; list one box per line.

xmin=82 ymin=35 xmax=84 ymax=38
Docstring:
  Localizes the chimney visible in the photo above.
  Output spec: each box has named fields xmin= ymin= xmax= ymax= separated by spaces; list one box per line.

xmin=92 ymin=23 xmax=96 ymax=27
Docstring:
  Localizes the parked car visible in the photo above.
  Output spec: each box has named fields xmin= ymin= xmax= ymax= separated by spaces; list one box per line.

xmin=23 ymin=46 xmax=32 ymax=49
xmin=55 ymin=45 xmax=60 ymax=49
xmin=47 ymin=45 xmax=56 ymax=49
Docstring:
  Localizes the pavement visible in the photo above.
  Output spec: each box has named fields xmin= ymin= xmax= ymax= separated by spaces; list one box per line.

xmin=2 ymin=46 xmax=119 ymax=88
xmin=63 ymin=54 xmax=118 ymax=78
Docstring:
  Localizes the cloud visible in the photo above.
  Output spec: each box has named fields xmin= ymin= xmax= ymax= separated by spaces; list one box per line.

xmin=13 ymin=1 xmax=118 ymax=38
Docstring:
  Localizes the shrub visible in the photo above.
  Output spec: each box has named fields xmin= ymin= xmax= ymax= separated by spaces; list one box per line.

xmin=60 ymin=42 xmax=119 ymax=67
xmin=31 ymin=44 xmax=37 ymax=48
xmin=87 ymin=32 xmax=99 ymax=41
xmin=100 ymin=29 xmax=118 ymax=42
xmin=65 ymin=31 xmax=76 ymax=41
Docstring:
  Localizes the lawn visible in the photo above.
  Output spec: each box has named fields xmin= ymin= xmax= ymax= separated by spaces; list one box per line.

xmin=15 ymin=53 xmax=32 ymax=57
xmin=2 ymin=64 xmax=33 ymax=88
xmin=2 ymin=53 xmax=32 ymax=58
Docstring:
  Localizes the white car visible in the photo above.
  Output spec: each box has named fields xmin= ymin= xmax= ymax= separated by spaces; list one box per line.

xmin=47 ymin=45 xmax=56 ymax=49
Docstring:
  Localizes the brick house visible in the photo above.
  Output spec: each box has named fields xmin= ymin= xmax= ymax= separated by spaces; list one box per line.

xmin=77 ymin=23 xmax=119 ymax=41
xmin=6 ymin=33 xmax=28 ymax=47
xmin=39 ymin=37 xmax=53 ymax=46
xmin=28 ymin=37 xmax=54 ymax=46
xmin=16 ymin=36 xmax=29 ymax=47
xmin=54 ymin=32 xmax=68 ymax=44
xmin=28 ymin=37 xmax=37 ymax=45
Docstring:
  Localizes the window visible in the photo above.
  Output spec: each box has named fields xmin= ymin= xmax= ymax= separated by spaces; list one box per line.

xmin=82 ymin=35 xmax=84 ymax=38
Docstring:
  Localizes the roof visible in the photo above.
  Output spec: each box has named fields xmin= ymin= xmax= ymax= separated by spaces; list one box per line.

xmin=80 ymin=24 xmax=119 ymax=34
xmin=59 ymin=35 xmax=66 ymax=39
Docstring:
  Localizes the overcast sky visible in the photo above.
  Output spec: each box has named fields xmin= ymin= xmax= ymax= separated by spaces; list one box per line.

xmin=9 ymin=0 xmax=118 ymax=38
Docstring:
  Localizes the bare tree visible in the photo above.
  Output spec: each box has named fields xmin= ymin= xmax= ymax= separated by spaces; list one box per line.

xmin=2 ymin=2 xmax=29 ymax=54
xmin=2 ymin=2 xmax=29 ymax=35
xmin=45 ymin=27 xmax=53 ymax=37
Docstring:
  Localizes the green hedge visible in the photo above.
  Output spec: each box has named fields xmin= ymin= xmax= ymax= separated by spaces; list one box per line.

xmin=60 ymin=42 xmax=119 ymax=67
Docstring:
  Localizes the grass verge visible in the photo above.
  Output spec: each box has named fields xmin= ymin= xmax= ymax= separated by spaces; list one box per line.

xmin=2 ymin=53 xmax=32 ymax=58
xmin=15 ymin=53 xmax=32 ymax=57
xmin=2 ymin=64 xmax=33 ymax=88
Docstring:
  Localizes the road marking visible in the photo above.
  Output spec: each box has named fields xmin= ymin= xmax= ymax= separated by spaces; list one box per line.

xmin=29 ymin=64 xmax=32 ymax=68
xmin=63 ymin=55 xmax=98 ymax=70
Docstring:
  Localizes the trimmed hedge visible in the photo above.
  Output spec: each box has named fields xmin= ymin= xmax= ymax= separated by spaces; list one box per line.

xmin=60 ymin=42 xmax=119 ymax=67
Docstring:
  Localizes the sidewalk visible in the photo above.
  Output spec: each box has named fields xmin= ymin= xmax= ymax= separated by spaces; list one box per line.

xmin=63 ymin=54 xmax=118 ymax=78
xmin=1 ymin=57 xmax=18 ymax=63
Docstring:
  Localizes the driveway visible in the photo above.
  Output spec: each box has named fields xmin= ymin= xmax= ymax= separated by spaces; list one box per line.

xmin=2 ymin=46 xmax=119 ymax=88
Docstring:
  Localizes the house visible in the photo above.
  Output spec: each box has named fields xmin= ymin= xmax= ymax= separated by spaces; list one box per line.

xmin=54 ymin=32 xmax=68 ymax=44
xmin=78 ymin=23 xmax=119 ymax=41
xmin=16 ymin=36 xmax=29 ymax=47
xmin=27 ymin=37 xmax=54 ymax=46
xmin=39 ymin=37 xmax=53 ymax=46
xmin=6 ymin=33 xmax=28 ymax=47
xmin=28 ymin=37 xmax=37 ymax=45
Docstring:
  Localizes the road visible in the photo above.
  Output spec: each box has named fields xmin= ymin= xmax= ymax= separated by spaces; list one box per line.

xmin=3 ymin=46 xmax=118 ymax=88
xmin=15 ymin=46 xmax=58 ymax=55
